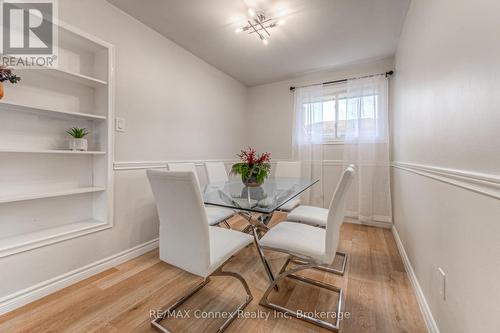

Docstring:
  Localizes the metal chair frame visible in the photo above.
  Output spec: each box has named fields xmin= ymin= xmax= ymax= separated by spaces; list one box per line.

xmin=151 ymin=259 xmax=253 ymax=333
xmin=259 ymin=254 xmax=343 ymax=331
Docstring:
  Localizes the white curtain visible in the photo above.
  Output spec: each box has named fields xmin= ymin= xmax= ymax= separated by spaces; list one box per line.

xmin=292 ymin=85 xmax=325 ymax=206
xmin=292 ymin=75 xmax=392 ymax=222
xmin=343 ymin=75 xmax=392 ymax=222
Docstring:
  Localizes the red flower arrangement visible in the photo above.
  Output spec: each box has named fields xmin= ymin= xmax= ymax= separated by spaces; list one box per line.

xmin=231 ymin=148 xmax=271 ymax=186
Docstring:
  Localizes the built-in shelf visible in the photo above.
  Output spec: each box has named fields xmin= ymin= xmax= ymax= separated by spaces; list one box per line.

xmin=0 ymin=187 xmax=106 ymax=204
xmin=16 ymin=67 xmax=108 ymax=88
xmin=0 ymin=22 xmax=114 ymax=258
xmin=0 ymin=148 xmax=106 ymax=155
xmin=0 ymin=219 xmax=110 ymax=258
xmin=0 ymin=102 xmax=106 ymax=121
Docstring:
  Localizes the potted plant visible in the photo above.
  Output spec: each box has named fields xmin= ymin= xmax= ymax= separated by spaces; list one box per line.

xmin=231 ymin=148 xmax=271 ymax=187
xmin=0 ymin=66 xmax=21 ymax=100
xmin=66 ymin=127 xmax=89 ymax=151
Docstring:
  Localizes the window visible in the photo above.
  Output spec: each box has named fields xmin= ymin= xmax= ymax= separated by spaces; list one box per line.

xmin=302 ymin=91 xmax=378 ymax=141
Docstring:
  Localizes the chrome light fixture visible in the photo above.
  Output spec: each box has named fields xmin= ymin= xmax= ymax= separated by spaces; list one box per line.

xmin=234 ymin=8 xmax=286 ymax=45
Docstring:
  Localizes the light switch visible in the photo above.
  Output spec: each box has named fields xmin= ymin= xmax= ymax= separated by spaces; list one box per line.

xmin=115 ymin=117 xmax=126 ymax=132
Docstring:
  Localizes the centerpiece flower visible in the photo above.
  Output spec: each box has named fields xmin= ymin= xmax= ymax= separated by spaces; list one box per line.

xmin=231 ymin=148 xmax=271 ymax=187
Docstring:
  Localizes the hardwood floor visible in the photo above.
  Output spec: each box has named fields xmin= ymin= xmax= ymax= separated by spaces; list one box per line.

xmin=0 ymin=213 xmax=427 ymax=333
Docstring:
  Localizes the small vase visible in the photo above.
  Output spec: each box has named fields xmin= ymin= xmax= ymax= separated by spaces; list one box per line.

xmin=242 ymin=175 xmax=263 ymax=187
xmin=0 ymin=82 xmax=4 ymax=100
xmin=69 ymin=138 xmax=88 ymax=151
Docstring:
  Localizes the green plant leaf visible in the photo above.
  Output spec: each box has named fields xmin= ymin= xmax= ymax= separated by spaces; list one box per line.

xmin=66 ymin=127 xmax=89 ymax=138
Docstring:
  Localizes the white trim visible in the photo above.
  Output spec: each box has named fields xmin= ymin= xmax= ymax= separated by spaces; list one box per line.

xmin=322 ymin=160 xmax=345 ymax=166
xmin=392 ymin=161 xmax=500 ymax=200
xmin=114 ymin=159 xmax=237 ymax=171
xmin=0 ymin=102 xmax=107 ymax=121
xmin=0 ymin=187 xmax=106 ymax=204
xmin=114 ymin=159 xmax=385 ymax=170
xmin=392 ymin=225 xmax=439 ymax=333
xmin=0 ymin=238 xmax=159 ymax=315
xmin=58 ymin=20 xmax=115 ymax=49
xmin=344 ymin=216 xmax=392 ymax=229
xmin=323 ymin=160 xmax=391 ymax=167
xmin=345 ymin=209 xmax=393 ymax=227
xmin=0 ymin=220 xmax=110 ymax=258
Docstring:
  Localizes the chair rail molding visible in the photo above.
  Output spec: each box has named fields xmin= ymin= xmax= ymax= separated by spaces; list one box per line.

xmin=114 ymin=159 xmax=371 ymax=171
xmin=114 ymin=159 xmax=237 ymax=170
xmin=392 ymin=161 xmax=500 ymax=200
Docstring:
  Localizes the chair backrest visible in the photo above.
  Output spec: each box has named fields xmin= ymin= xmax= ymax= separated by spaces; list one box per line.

xmin=168 ymin=162 xmax=200 ymax=187
xmin=324 ymin=165 xmax=356 ymax=262
xmin=205 ymin=162 xmax=228 ymax=184
xmin=147 ymin=170 xmax=210 ymax=277
xmin=275 ymin=161 xmax=302 ymax=178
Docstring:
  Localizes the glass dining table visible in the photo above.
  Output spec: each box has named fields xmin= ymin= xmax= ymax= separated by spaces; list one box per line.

xmin=202 ymin=177 xmax=319 ymax=284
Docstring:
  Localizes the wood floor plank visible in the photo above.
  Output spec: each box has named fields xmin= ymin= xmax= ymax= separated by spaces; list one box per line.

xmin=0 ymin=216 xmax=427 ymax=333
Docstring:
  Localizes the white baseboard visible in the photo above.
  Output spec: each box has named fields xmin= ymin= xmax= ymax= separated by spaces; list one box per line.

xmin=392 ymin=226 xmax=439 ymax=333
xmin=345 ymin=211 xmax=393 ymax=229
xmin=344 ymin=217 xmax=392 ymax=229
xmin=0 ymin=238 xmax=159 ymax=315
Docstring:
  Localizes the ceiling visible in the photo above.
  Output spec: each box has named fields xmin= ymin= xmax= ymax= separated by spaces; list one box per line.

xmin=108 ymin=0 xmax=410 ymax=86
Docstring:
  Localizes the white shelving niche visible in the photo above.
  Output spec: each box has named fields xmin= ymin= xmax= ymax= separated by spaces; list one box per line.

xmin=0 ymin=22 xmax=115 ymax=258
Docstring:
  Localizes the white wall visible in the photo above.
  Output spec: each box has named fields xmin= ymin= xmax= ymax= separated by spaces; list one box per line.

xmin=247 ymin=58 xmax=394 ymax=221
xmin=391 ymin=0 xmax=500 ymax=332
xmin=0 ymin=0 xmax=247 ymax=305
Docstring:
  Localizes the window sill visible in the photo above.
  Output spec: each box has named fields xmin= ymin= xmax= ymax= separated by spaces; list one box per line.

xmin=321 ymin=141 xmax=346 ymax=145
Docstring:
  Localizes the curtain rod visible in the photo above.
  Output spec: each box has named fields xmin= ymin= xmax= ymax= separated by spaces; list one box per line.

xmin=289 ymin=70 xmax=394 ymax=91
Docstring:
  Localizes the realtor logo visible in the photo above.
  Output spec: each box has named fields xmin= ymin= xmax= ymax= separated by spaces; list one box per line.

xmin=0 ymin=0 xmax=58 ymax=67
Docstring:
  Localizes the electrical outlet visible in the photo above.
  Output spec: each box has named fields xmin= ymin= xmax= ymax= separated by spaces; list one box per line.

xmin=438 ymin=267 xmax=446 ymax=301
xmin=115 ymin=117 xmax=126 ymax=132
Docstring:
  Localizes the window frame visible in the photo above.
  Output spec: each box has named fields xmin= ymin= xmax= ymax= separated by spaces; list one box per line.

xmin=301 ymin=88 xmax=380 ymax=144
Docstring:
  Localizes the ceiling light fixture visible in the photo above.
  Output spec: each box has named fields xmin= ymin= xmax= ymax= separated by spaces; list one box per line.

xmin=234 ymin=8 xmax=286 ymax=45
xmin=248 ymin=8 xmax=256 ymax=18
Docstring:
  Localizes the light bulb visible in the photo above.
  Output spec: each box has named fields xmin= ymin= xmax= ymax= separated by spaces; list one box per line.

xmin=261 ymin=37 xmax=269 ymax=45
xmin=235 ymin=27 xmax=243 ymax=34
xmin=278 ymin=19 xmax=286 ymax=26
xmin=248 ymin=8 xmax=256 ymax=17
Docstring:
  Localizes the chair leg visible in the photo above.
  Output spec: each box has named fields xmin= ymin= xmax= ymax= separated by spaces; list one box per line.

xmin=151 ymin=267 xmax=253 ymax=333
xmin=292 ymin=251 xmax=347 ymax=276
xmin=211 ymin=268 xmax=253 ymax=332
xmin=151 ymin=278 xmax=210 ymax=333
xmin=259 ymin=256 xmax=343 ymax=332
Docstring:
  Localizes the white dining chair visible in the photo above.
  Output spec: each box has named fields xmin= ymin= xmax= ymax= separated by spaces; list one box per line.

xmin=168 ymin=162 xmax=234 ymax=228
xmin=285 ymin=164 xmax=356 ymax=276
xmin=275 ymin=161 xmax=302 ymax=211
xmin=205 ymin=161 xmax=229 ymax=184
xmin=147 ymin=170 xmax=253 ymax=333
xmin=257 ymin=165 xmax=355 ymax=331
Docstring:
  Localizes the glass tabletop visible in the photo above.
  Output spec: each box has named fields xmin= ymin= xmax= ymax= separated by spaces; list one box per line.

xmin=202 ymin=177 xmax=319 ymax=214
